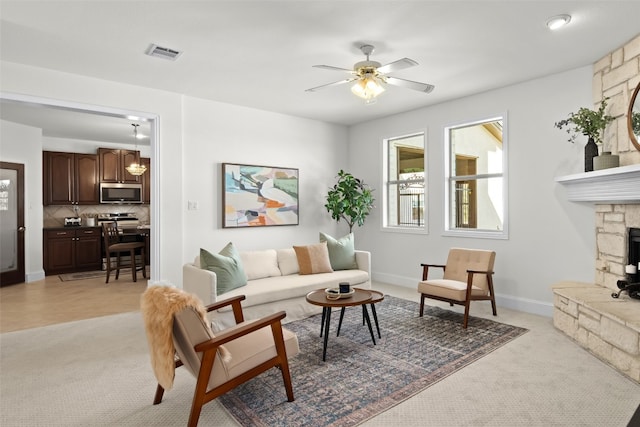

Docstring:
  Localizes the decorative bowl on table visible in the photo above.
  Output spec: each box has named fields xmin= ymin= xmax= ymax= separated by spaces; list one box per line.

xmin=325 ymin=287 xmax=355 ymax=300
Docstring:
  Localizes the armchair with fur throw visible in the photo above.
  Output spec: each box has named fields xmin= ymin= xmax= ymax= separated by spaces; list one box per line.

xmin=140 ymin=286 xmax=299 ymax=427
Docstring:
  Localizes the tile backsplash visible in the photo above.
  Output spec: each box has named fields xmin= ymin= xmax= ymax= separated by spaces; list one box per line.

xmin=44 ymin=205 xmax=150 ymax=227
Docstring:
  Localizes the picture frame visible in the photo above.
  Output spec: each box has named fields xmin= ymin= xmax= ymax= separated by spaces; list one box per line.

xmin=222 ymin=163 xmax=299 ymax=228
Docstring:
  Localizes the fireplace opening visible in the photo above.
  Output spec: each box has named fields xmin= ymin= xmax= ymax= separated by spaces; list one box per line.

xmin=627 ymin=228 xmax=640 ymax=288
xmin=629 ymin=228 xmax=640 ymax=277
xmin=617 ymin=227 xmax=640 ymax=298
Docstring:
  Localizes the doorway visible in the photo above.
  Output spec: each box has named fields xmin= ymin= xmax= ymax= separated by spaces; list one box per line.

xmin=0 ymin=92 xmax=160 ymax=283
xmin=0 ymin=162 xmax=25 ymax=286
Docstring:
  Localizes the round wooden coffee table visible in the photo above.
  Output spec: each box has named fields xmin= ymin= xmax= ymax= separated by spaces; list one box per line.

xmin=306 ymin=288 xmax=383 ymax=361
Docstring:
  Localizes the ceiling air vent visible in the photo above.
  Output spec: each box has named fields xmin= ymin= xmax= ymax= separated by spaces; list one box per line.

xmin=145 ymin=44 xmax=182 ymax=61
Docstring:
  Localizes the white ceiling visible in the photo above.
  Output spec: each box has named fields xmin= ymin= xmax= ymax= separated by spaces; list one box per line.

xmin=1 ymin=1 xmax=639 ymax=144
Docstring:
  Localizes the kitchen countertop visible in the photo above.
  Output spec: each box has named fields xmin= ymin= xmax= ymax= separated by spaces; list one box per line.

xmin=43 ymin=226 xmax=102 ymax=230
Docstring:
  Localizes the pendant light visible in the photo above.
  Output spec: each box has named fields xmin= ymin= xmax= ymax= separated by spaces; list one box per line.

xmin=125 ymin=123 xmax=147 ymax=176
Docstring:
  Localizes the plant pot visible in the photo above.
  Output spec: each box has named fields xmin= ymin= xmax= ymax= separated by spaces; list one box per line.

xmin=584 ymin=137 xmax=598 ymax=172
xmin=593 ymin=151 xmax=620 ymax=171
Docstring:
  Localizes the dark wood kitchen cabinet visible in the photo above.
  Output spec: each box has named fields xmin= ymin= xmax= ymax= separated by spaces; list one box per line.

xmin=98 ymin=148 xmax=141 ymax=183
xmin=43 ymin=151 xmax=99 ymax=205
xmin=140 ymin=157 xmax=151 ymax=204
xmin=43 ymin=228 xmax=102 ymax=275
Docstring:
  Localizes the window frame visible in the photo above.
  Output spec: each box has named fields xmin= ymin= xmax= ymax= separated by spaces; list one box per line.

xmin=381 ymin=130 xmax=428 ymax=235
xmin=443 ymin=113 xmax=509 ymax=240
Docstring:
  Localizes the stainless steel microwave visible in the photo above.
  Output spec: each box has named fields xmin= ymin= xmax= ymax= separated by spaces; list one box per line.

xmin=99 ymin=183 xmax=143 ymax=204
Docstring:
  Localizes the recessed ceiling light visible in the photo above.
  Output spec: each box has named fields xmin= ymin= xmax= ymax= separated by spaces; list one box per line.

xmin=546 ymin=14 xmax=571 ymax=30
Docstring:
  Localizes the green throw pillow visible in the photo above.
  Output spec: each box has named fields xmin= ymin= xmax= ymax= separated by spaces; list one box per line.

xmin=200 ymin=243 xmax=247 ymax=295
xmin=319 ymin=232 xmax=358 ymax=270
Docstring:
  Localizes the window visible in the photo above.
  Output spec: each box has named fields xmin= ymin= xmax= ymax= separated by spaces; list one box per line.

xmin=445 ymin=115 xmax=507 ymax=238
xmin=383 ymin=132 xmax=426 ymax=232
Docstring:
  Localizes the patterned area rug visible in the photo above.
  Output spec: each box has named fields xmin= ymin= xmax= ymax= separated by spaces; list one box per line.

xmin=219 ymin=295 xmax=528 ymax=427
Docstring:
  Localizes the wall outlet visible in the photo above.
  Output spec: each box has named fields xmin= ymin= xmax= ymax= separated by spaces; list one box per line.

xmin=188 ymin=201 xmax=199 ymax=210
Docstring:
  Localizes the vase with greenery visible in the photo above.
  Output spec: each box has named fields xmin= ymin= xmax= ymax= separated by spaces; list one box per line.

xmin=554 ymin=97 xmax=614 ymax=172
xmin=325 ymin=170 xmax=375 ymax=233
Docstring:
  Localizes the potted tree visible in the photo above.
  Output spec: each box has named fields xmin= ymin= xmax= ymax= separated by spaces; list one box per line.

xmin=554 ymin=97 xmax=615 ymax=172
xmin=325 ymin=170 xmax=374 ymax=233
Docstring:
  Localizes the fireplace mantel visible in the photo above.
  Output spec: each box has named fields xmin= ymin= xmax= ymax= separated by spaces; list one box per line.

xmin=555 ymin=164 xmax=640 ymax=204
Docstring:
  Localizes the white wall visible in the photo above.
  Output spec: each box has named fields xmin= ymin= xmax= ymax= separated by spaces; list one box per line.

xmin=348 ymin=66 xmax=597 ymax=316
xmin=42 ymin=136 xmax=152 ymax=158
xmin=0 ymin=120 xmax=44 ymax=281
xmin=181 ymin=96 xmax=349 ymax=265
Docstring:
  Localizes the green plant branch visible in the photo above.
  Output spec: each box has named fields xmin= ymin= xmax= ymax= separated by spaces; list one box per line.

xmin=554 ymin=97 xmax=614 ymax=145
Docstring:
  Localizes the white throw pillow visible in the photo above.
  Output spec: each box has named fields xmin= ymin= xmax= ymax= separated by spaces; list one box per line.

xmin=240 ymin=249 xmax=281 ymax=280
xmin=277 ymin=248 xmax=299 ymax=276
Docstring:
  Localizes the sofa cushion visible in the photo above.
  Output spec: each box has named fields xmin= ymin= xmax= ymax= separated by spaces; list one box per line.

xmin=240 ymin=249 xmax=281 ymax=280
xmin=217 ymin=269 xmax=370 ymax=310
xmin=293 ymin=242 xmax=334 ymax=275
xmin=200 ymin=244 xmax=247 ymax=295
xmin=277 ymin=248 xmax=299 ymax=276
xmin=319 ymin=232 xmax=358 ymax=270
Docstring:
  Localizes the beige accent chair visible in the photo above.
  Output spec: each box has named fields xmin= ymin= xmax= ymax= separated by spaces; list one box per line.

xmin=418 ymin=248 xmax=497 ymax=328
xmin=141 ymin=287 xmax=299 ymax=427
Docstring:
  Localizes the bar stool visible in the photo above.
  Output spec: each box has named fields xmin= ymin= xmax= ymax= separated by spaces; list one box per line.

xmin=102 ymin=221 xmax=146 ymax=283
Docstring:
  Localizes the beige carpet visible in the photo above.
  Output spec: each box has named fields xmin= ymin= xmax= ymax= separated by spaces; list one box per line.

xmin=1 ymin=283 xmax=638 ymax=426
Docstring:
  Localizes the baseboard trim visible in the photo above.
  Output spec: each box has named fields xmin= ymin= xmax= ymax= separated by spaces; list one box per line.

xmin=372 ymin=272 xmax=553 ymax=318
xmin=26 ymin=269 xmax=45 ymax=283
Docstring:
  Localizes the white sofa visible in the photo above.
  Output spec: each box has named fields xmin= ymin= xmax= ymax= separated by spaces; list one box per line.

xmin=183 ymin=247 xmax=371 ymax=330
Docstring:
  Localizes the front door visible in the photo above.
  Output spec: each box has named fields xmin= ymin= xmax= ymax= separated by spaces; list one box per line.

xmin=0 ymin=162 xmax=25 ymax=286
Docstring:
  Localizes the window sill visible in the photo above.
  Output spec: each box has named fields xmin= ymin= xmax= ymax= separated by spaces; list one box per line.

xmin=442 ymin=229 xmax=508 ymax=240
xmin=381 ymin=226 xmax=428 ymax=235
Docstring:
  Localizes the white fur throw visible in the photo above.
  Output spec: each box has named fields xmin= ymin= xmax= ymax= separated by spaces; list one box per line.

xmin=140 ymin=286 xmax=229 ymax=390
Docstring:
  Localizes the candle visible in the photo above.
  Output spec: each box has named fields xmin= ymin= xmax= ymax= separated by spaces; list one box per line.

xmin=625 ymin=264 xmax=637 ymax=274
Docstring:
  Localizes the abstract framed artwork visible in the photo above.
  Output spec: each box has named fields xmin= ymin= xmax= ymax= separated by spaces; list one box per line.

xmin=222 ymin=163 xmax=299 ymax=228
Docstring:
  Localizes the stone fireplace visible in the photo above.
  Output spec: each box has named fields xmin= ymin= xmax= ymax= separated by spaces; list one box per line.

xmin=552 ymin=34 xmax=640 ymax=384
xmin=553 ymin=168 xmax=640 ymax=383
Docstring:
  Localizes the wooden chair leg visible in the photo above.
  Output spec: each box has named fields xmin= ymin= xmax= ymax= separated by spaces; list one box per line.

xmin=462 ymin=300 xmax=471 ymax=328
xmin=130 ymin=249 xmax=137 ymax=282
xmin=419 ymin=294 xmax=425 ymax=317
xmin=280 ymin=358 xmax=295 ymax=402
xmin=141 ymin=247 xmax=147 ymax=279
xmin=105 ymin=253 xmax=111 ymax=284
xmin=115 ymin=253 xmax=121 ymax=280
xmin=271 ymin=322 xmax=295 ymax=402
xmin=487 ymin=277 xmax=497 ymax=316
xmin=153 ymin=359 xmax=182 ymax=405
xmin=153 ymin=384 xmax=165 ymax=405
xmin=188 ymin=351 xmax=216 ymax=427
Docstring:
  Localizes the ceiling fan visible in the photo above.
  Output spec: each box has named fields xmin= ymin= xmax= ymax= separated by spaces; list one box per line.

xmin=305 ymin=44 xmax=435 ymax=104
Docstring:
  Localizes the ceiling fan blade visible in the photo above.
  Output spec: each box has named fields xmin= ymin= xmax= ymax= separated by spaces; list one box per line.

xmin=305 ymin=78 xmax=357 ymax=92
xmin=312 ymin=65 xmax=355 ymax=73
xmin=385 ymin=76 xmax=435 ymax=93
xmin=377 ymin=58 xmax=418 ymax=74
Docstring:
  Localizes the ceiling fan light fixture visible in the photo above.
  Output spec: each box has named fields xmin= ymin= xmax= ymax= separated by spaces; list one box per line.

xmin=351 ymin=76 xmax=385 ymax=102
